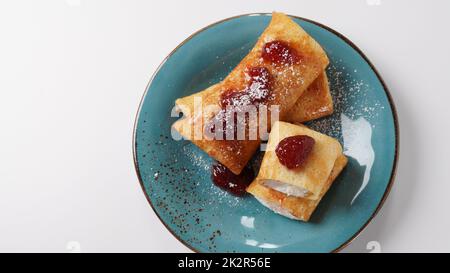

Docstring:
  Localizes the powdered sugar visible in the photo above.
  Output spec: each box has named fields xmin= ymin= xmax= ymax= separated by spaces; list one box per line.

xmin=306 ymin=58 xmax=383 ymax=138
xmin=182 ymin=144 xmax=211 ymax=171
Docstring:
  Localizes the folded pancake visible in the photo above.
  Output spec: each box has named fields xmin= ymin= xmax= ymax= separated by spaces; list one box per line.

xmin=253 ymin=121 xmax=343 ymax=200
xmin=247 ymin=154 xmax=347 ymax=221
xmin=172 ymin=12 xmax=329 ymax=175
xmin=175 ymin=71 xmax=332 ymax=128
xmin=286 ymin=72 xmax=333 ymax=123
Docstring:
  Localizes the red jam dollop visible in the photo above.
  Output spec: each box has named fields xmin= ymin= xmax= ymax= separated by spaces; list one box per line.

xmin=262 ymin=40 xmax=300 ymax=65
xmin=275 ymin=135 xmax=315 ymax=169
xmin=211 ymin=163 xmax=255 ymax=196
xmin=220 ymin=67 xmax=273 ymax=107
xmin=208 ymin=66 xmax=273 ymax=139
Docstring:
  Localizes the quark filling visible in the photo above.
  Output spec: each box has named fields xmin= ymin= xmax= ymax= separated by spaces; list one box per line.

xmin=261 ymin=179 xmax=310 ymax=198
xmin=254 ymin=196 xmax=299 ymax=220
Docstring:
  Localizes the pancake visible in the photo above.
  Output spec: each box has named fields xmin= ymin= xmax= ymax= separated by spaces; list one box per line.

xmin=247 ymin=154 xmax=347 ymax=221
xmin=286 ymin=72 xmax=333 ymax=123
xmin=255 ymin=121 xmax=343 ymax=200
xmin=175 ymin=71 xmax=333 ymax=126
xmin=172 ymin=12 xmax=329 ymax=174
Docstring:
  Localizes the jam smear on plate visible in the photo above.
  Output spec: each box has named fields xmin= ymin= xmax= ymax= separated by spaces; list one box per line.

xmin=262 ymin=40 xmax=300 ymax=65
xmin=275 ymin=135 xmax=315 ymax=169
xmin=211 ymin=162 xmax=255 ymax=196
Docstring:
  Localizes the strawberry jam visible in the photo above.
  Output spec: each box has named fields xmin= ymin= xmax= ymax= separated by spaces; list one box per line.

xmin=208 ymin=66 xmax=273 ymax=140
xmin=211 ymin=163 xmax=255 ymax=196
xmin=246 ymin=66 xmax=273 ymax=104
xmin=275 ymin=135 xmax=315 ymax=169
xmin=220 ymin=67 xmax=272 ymax=107
xmin=262 ymin=40 xmax=300 ymax=65
xmin=219 ymin=89 xmax=247 ymax=108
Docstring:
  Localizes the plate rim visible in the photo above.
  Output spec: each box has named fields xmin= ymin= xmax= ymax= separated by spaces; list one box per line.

xmin=132 ymin=13 xmax=399 ymax=253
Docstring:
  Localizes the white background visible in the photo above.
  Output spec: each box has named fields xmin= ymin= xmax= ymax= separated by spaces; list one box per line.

xmin=0 ymin=0 xmax=449 ymax=253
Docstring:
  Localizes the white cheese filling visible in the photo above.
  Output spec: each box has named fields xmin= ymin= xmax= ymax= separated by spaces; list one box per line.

xmin=261 ymin=179 xmax=310 ymax=197
xmin=254 ymin=196 xmax=299 ymax=220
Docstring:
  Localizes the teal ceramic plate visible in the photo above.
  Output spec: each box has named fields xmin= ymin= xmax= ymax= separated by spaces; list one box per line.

xmin=133 ymin=14 xmax=398 ymax=253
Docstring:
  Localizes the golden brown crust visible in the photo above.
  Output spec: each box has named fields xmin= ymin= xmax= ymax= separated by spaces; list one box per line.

xmin=286 ymin=72 xmax=333 ymax=123
xmin=172 ymin=12 xmax=329 ymax=174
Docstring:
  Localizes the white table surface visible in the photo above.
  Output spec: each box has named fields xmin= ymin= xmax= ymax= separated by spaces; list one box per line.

xmin=1 ymin=0 xmax=449 ymax=253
